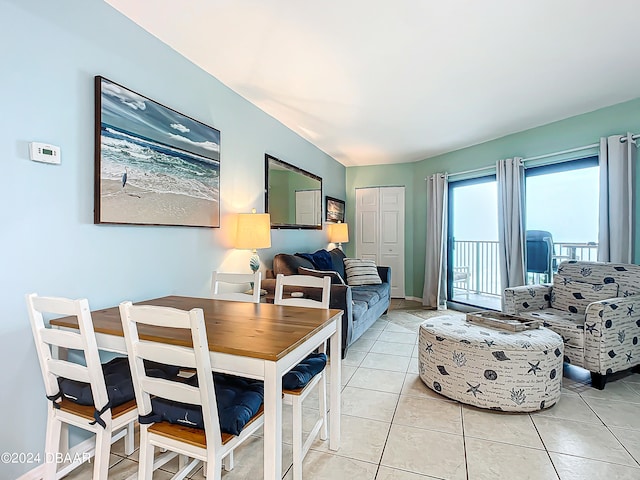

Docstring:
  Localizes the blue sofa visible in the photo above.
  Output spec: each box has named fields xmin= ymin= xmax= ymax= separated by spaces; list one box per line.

xmin=264 ymin=248 xmax=391 ymax=358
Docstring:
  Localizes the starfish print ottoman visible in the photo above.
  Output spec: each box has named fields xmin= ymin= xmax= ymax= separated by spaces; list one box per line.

xmin=418 ymin=314 xmax=564 ymax=411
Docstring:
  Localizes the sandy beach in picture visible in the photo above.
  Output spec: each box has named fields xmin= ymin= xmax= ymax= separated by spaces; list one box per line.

xmin=96 ymin=77 xmax=221 ymax=227
xmin=100 ymin=179 xmax=219 ymax=227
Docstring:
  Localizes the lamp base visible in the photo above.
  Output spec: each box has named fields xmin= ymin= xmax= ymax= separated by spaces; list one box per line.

xmin=249 ymin=252 xmax=260 ymax=274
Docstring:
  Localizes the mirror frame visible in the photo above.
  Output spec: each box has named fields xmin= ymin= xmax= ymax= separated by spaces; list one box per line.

xmin=264 ymin=154 xmax=322 ymax=229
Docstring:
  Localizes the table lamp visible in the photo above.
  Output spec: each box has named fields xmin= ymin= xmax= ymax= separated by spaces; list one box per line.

xmin=329 ymin=222 xmax=349 ymax=249
xmin=236 ymin=209 xmax=272 ymax=273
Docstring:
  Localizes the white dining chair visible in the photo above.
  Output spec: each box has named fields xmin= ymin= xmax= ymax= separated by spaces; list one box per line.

xmin=26 ymin=293 xmax=137 ymax=480
xmin=211 ymin=271 xmax=262 ymax=303
xmin=274 ymin=274 xmax=331 ymax=480
xmin=119 ymin=301 xmax=265 ymax=480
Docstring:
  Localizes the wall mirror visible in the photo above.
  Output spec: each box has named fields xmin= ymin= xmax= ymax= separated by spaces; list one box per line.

xmin=265 ymin=154 xmax=322 ymax=229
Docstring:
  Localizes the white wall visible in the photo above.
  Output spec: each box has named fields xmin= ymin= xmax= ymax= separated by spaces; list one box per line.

xmin=0 ymin=0 xmax=345 ymax=477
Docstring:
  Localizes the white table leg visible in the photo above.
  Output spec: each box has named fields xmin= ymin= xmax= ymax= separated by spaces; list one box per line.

xmin=264 ymin=360 xmax=282 ymax=480
xmin=329 ymin=315 xmax=342 ymax=451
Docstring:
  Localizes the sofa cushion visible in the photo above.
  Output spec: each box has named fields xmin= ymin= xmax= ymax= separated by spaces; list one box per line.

xmin=298 ymin=266 xmax=345 ymax=285
xmin=351 ymin=300 xmax=368 ymax=321
xmin=551 ymin=275 xmax=619 ymax=314
xmin=344 ymin=258 xmax=382 ymax=286
xmin=356 ymin=282 xmax=391 ymax=298
xmin=352 ymin=289 xmax=380 ymax=308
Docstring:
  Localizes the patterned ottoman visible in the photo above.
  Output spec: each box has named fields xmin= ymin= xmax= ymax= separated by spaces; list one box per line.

xmin=418 ymin=315 xmax=564 ymax=412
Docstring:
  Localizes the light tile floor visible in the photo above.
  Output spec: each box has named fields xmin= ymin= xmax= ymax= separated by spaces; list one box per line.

xmin=66 ymin=299 xmax=640 ymax=479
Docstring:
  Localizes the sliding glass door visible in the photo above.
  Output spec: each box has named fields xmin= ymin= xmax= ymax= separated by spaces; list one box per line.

xmin=446 ymin=156 xmax=598 ymax=308
xmin=447 ymin=176 xmax=501 ymax=310
xmin=525 ymin=157 xmax=599 ymax=283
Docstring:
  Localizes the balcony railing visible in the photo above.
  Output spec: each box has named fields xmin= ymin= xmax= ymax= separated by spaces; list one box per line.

xmin=451 ymin=240 xmax=599 ymax=297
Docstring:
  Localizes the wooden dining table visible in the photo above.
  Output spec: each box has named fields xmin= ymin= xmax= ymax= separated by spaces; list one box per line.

xmin=50 ymin=295 xmax=343 ymax=480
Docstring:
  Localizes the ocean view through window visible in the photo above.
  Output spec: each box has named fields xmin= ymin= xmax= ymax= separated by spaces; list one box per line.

xmin=447 ymin=157 xmax=599 ymax=309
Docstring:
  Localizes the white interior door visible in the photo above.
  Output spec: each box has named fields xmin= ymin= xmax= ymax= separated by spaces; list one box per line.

xmin=356 ymin=188 xmax=379 ymax=263
xmin=356 ymin=186 xmax=406 ymax=298
xmin=380 ymin=187 xmax=405 ymax=298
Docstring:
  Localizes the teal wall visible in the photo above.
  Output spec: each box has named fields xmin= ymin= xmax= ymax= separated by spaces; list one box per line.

xmin=0 ymin=0 xmax=344 ymax=477
xmin=348 ymin=98 xmax=640 ymax=299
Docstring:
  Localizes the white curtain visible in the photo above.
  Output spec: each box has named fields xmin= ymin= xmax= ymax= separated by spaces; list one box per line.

xmin=497 ymin=158 xmax=526 ymax=303
xmin=423 ymin=174 xmax=448 ymax=309
xmin=598 ymin=134 xmax=636 ymax=263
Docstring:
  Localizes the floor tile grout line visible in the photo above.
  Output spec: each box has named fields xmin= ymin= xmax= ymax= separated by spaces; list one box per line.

xmin=460 ymin=402 xmax=470 ymax=480
xmin=586 ymin=401 xmax=640 ymax=468
xmin=374 ymin=375 xmax=404 ymax=479
xmin=529 ymin=411 xmax=562 ymax=479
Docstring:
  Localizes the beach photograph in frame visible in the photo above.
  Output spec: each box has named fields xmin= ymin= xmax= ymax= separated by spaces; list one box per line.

xmin=325 ymin=196 xmax=345 ymax=223
xmin=94 ymin=76 xmax=220 ymax=227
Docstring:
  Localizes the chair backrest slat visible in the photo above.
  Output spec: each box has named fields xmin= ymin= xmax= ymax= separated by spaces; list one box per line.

xmin=119 ymin=301 xmax=222 ymax=449
xmin=274 ymin=274 xmax=331 ymax=310
xmin=47 ymin=359 xmax=92 ymax=384
xmin=31 ymin=295 xmax=81 ymax=317
xmin=40 ymin=328 xmax=86 ymax=350
xmin=26 ymin=293 xmax=109 ymax=411
xmin=212 ymin=271 xmax=261 ymax=303
xmin=136 ymin=341 xmax=197 ymax=370
xmin=141 ymin=377 xmax=202 ymax=406
xmin=126 ymin=305 xmax=195 ymax=329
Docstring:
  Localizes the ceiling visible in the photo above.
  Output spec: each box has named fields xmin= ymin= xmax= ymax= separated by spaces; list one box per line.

xmin=105 ymin=0 xmax=640 ymax=167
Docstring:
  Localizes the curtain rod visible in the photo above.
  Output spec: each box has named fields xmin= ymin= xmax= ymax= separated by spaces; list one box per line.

xmin=424 ymin=165 xmax=495 ymax=181
xmin=425 ymin=132 xmax=640 ymax=181
xmin=521 ymin=142 xmax=599 ymax=163
xmin=620 ymin=133 xmax=640 ymax=143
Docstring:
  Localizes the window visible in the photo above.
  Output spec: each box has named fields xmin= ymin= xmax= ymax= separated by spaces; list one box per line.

xmin=525 ymin=157 xmax=599 ymax=283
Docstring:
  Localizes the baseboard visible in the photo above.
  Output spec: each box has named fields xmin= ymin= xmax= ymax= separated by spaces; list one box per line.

xmin=16 ymin=437 xmax=95 ymax=480
xmin=404 ymin=296 xmax=422 ymax=302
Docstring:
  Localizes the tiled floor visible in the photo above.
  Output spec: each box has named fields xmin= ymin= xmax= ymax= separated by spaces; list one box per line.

xmin=66 ymin=299 xmax=640 ymax=479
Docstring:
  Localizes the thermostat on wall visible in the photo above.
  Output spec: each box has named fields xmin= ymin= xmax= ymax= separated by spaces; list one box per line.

xmin=29 ymin=142 xmax=61 ymax=164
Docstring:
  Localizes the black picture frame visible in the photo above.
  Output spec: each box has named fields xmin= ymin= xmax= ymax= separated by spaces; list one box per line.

xmin=325 ymin=196 xmax=345 ymax=223
xmin=94 ymin=76 xmax=221 ymax=227
xmin=265 ymin=154 xmax=322 ymax=229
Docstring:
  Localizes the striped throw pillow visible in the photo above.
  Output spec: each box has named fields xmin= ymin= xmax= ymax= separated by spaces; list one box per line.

xmin=343 ymin=258 xmax=382 ymax=286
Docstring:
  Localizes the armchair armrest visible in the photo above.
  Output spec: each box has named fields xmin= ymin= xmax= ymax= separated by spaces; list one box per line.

xmin=584 ymin=296 xmax=640 ymax=374
xmin=503 ymin=284 xmax=552 ymax=315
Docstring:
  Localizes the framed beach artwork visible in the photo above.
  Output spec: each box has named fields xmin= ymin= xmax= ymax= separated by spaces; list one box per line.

xmin=325 ymin=196 xmax=345 ymax=223
xmin=94 ymin=76 xmax=220 ymax=227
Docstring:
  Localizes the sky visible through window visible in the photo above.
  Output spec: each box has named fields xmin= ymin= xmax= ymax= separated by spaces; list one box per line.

xmin=526 ymin=166 xmax=599 ymax=243
xmin=452 ymin=166 xmax=599 ymax=243
xmin=452 ymin=181 xmax=498 ymax=242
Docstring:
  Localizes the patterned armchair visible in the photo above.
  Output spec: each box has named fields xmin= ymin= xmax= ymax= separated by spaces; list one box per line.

xmin=503 ymin=261 xmax=640 ymax=389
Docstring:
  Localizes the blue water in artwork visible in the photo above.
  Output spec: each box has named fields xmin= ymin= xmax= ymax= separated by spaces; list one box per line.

xmin=100 ymin=124 xmax=219 ymax=202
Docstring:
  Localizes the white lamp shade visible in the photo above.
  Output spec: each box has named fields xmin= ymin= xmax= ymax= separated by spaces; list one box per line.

xmin=329 ymin=222 xmax=349 ymax=244
xmin=236 ymin=213 xmax=271 ymax=249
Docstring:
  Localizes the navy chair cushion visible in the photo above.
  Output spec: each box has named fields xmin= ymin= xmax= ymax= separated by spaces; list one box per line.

xmin=150 ymin=373 xmax=264 ymax=436
xmin=58 ymin=357 xmax=179 ymax=407
xmin=283 ymin=352 xmax=327 ymax=390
